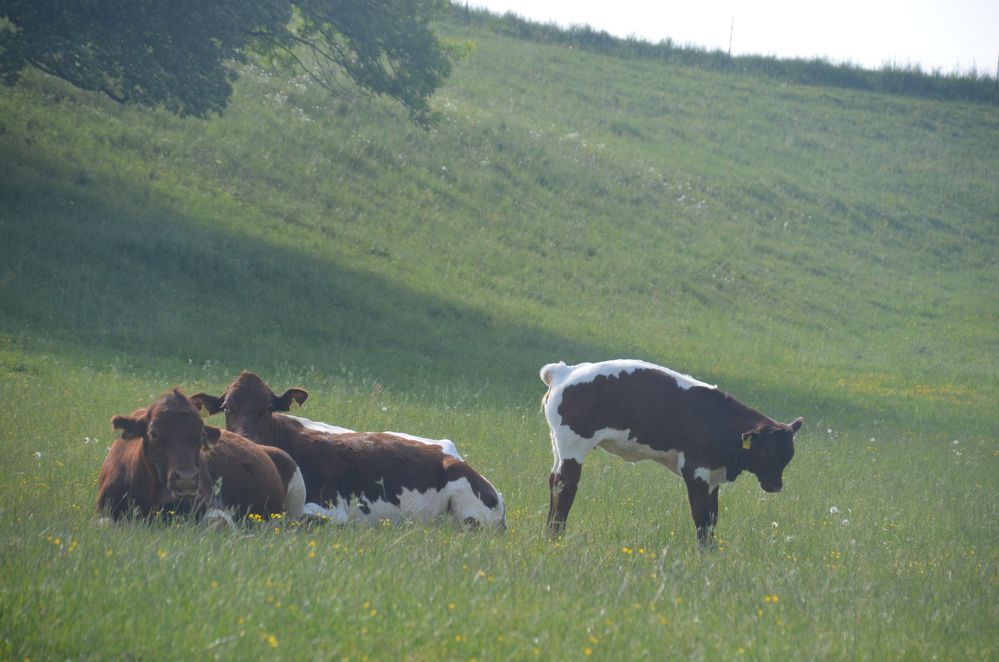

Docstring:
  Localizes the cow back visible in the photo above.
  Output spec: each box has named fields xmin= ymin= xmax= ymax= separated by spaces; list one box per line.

xmin=288 ymin=431 xmax=450 ymax=506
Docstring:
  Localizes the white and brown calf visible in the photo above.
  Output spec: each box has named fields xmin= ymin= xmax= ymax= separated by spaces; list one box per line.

xmin=191 ymin=371 xmax=505 ymax=529
xmin=541 ymin=360 xmax=802 ymax=547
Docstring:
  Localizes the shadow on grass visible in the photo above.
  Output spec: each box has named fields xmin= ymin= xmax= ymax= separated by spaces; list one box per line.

xmin=0 ymin=153 xmax=611 ymax=404
xmin=1 ymin=146 xmax=957 ymax=433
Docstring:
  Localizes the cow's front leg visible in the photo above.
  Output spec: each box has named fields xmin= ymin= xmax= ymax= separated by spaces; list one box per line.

xmin=684 ymin=477 xmax=715 ymax=550
xmin=546 ymin=459 xmax=582 ymax=538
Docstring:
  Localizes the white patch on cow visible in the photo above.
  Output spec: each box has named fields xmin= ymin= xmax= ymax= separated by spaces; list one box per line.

xmin=284 ymin=466 xmax=306 ymax=519
xmin=345 ymin=479 xmax=504 ymax=528
xmin=540 ymin=361 xmax=573 ymax=386
xmin=448 ymin=477 xmax=506 ymax=529
xmin=284 ymin=414 xmax=354 ymax=435
xmin=203 ymin=508 xmax=235 ymax=531
xmin=304 ymin=480 xmax=503 ymax=529
xmin=303 ymin=500 xmax=348 ymax=524
xmin=383 ymin=431 xmax=463 ymax=461
xmin=284 ymin=415 xmax=464 ymax=460
xmin=542 ymin=359 xmax=716 ymax=392
xmin=597 ymin=431 xmax=683 ymax=476
xmin=348 ymin=485 xmax=448 ymax=524
xmin=548 ymin=415 xmax=685 ymax=480
xmin=692 ymin=466 xmax=729 ymax=493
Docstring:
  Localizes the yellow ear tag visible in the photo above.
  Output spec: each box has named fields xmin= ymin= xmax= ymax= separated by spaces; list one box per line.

xmin=742 ymin=437 xmax=752 ymax=450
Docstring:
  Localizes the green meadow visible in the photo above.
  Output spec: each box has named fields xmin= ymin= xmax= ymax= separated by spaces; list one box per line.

xmin=1 ymin=12 xmax=996 ymax=661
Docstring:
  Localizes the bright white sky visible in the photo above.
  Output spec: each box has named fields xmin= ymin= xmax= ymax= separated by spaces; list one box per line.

xmin=467 ymin=0 xmax=998 ymax=75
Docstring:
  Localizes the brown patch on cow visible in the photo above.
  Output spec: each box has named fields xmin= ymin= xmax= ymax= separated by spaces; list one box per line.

xmin=202 ymin=430 xmax=289 ymax=517
xmin=258 ymin=445 xmax=299 ymax=489
xmin=98 ymin=389 xmax=289 ymax=522
xmin=558 ymin=368 xmax=770 ymax=468
xmin=561 ymin=370 xmax=710 ymax=445
xmin=276 ymin=430 xmax=456 ymax=508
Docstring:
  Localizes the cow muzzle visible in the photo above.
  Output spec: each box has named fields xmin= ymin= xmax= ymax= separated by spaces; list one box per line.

xmin=168 ymin=468 xmax=200 ymax=498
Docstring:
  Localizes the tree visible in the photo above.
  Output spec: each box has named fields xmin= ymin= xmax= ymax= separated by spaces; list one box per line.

xmin=0 ymin=0 xmax=455 ymax=123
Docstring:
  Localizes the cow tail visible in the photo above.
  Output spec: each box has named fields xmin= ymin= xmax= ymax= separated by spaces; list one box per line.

xmin=539 ymin=361 xmax=568 ymax=409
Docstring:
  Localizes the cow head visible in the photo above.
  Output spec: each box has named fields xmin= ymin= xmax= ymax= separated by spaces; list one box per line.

xmin=741 ymin=417 xmax=803 ymax=493
xmin=112 ymin=389 xmax=221 ymax=500
xmin=191 ymin=371 xmax=308 ymax=444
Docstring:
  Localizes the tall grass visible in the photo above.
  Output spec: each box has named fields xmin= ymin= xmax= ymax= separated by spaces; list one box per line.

xmin=1 ymin=11 xmax=997 ymax=660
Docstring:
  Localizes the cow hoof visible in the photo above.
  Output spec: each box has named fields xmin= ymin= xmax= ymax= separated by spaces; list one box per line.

xmin=697 ymin=538 xmax=717 ymax=553
xmin=546 ymin=524 xmax=566 ymax=540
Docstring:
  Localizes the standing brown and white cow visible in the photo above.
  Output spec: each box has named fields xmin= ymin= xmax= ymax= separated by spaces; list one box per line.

xmin=541 ymin=360 xmax=802 ymax=547
xmin=191 ymin=372 xmax=506 ymax=529
xmin=97 ymin=389 xmax=305 ymax=526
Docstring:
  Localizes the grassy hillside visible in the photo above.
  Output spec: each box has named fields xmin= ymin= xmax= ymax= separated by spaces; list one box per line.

xmin=451 ymin=6 xmax=999 ymax=106
xmin=1 ymin=13 xmax=997 ymax=660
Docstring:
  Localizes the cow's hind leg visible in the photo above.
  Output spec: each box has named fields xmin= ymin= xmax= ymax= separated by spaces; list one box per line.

xmin=546 ymin=471 xmax=559 ymax=527
xmin=708 ymin=487 xmax=719 ymax=533
xmin=546 ymin=458 xmax=582 ymax=538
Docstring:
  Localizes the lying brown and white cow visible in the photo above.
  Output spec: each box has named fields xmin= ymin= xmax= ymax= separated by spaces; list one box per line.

xmin=191 ymin=371 xmax=505 ymax=529
xmin=97 ymin=389 xmax=305 ymax=526
xmin=541 ymin=360 xmax=802 ymax=547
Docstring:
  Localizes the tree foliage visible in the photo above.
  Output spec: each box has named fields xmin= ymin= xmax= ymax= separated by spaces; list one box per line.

xmin=0 ymin=0 xmax=455 ymax=121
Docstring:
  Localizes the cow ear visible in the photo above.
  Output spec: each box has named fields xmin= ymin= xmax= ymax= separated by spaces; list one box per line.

xmin=742 ymin=421 xmax=771 ymax=449
xmin=190 ymin=393 xmax=224 ymax=415
xmin=112 ymin=414 xmax=147 ymax=439
xmin=272 ymin=388 xmax=308 ymax=412
xmin=202 ymin=425 xmax=222 ymax=449
xmin=789 ymin=417 xmax=803 ymax=433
